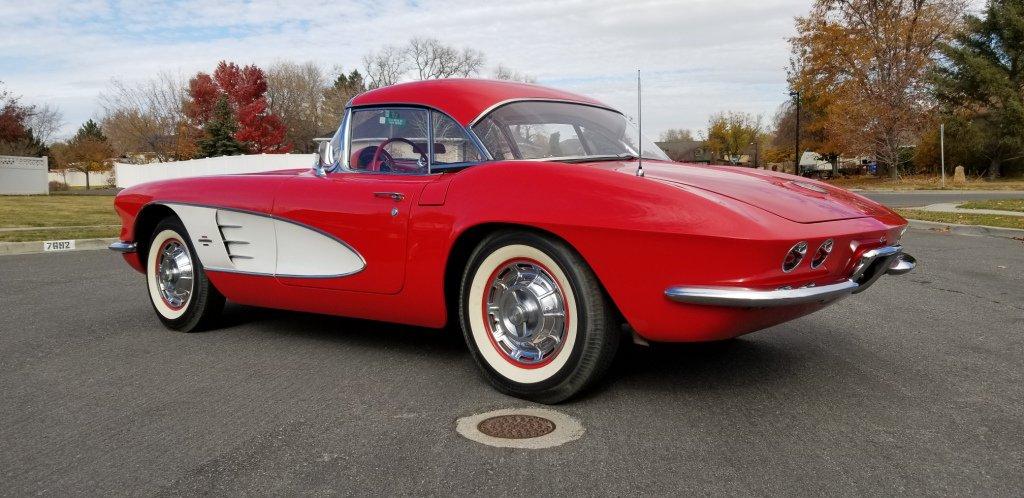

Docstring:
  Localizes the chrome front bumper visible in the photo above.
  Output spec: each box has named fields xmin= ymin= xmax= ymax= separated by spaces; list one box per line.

xmin=108 ymin=241 xmax=137 ymax=253
xmin=665 ymin=245 xmax=916 ymax=307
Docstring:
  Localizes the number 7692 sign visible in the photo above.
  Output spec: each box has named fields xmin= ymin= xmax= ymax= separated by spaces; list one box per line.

xmin=43 ymin=240 xmax=76 ymax=252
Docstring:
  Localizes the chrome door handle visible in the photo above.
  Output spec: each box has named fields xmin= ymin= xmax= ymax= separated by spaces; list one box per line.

xmin=373 ymin=192 xmax=404 ymax=201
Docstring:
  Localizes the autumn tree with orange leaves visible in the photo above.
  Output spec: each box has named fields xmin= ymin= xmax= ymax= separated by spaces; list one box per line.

xmin=789 ymin=0 xmax=965 ymax=178
xmin=186 ymin=61 xmax=291 ymax=157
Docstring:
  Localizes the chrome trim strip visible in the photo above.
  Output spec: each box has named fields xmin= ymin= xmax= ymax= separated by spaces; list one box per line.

xmin=151 ymin=201 xmax=367 ymax=279
xmin=108 ymin=241 xmax=137 ymax=253
xmin=467 ymin=98 xmax=622 ymax=128
xmin=665 ymin=280 xmax=859 ymax=307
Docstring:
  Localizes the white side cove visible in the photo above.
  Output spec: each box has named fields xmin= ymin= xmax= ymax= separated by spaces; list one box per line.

xmin=161 ymin=203 xmax=365 ymax=278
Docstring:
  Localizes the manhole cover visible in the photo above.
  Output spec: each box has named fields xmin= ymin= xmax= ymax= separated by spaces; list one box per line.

xmin=477 ymin=414 xmax=556 ymax=439
xmin=455 ymin=408 xmax=584 ymax=449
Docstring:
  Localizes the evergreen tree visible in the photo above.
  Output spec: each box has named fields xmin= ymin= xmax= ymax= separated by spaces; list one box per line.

xmin=198 ymin=95 xmax=244 ymax=158
xmin=74 ymin=119 xmax=106 ymax=142
xmin=934 ymin=0 xmax=1024 ymax=178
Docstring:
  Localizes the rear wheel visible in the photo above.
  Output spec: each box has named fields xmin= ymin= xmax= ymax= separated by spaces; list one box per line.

xmin=146 ymin=217 xmax=224 ymax=332
xmin=459 ymin=230 xmax=618 ymax=404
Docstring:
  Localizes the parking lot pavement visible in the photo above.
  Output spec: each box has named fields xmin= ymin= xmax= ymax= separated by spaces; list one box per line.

xmin=0 ymin=229 xmax=1021 ymax=495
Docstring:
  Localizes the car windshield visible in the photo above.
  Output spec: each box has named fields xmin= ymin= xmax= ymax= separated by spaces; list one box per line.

xmin=472 ymin=101 xmax=669 ymax=162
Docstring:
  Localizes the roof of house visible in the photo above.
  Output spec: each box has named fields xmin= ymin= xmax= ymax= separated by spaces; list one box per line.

xmin=348 ymin=79 xmax=611 ymax=126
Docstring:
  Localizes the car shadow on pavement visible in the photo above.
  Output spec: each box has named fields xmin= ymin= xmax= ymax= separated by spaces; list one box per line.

xmin=584 ymin=337 xmax=809 ymax=401
xmin=217 ymin=304 xmax=810 ymax=400
xmin=217 ymin=303 xmax=466 ymax=356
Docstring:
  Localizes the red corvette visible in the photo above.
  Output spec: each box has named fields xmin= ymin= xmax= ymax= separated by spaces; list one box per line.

xmin=111 ymin=79 xmax=915 ymax=403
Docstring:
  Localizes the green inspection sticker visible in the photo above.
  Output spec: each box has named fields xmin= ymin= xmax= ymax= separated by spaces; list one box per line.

xmin=379 ymin=110 xmax=406 ymax=126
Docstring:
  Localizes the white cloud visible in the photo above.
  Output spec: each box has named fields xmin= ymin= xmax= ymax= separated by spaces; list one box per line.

xmin=1 ymin=0 xmax=813 ymax=140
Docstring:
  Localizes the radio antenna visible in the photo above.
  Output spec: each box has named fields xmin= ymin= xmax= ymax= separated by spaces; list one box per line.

xmin=636 ymin=69 xmax=645 ymax=177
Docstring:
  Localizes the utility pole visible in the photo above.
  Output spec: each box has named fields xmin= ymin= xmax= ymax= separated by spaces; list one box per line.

xmin=940 ymin=123 xmax=946 ymax=188
xmin=789 ymin=90 xmax=801 ymax=176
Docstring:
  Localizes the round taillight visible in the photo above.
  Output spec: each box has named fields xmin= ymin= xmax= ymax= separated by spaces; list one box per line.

xmin=810 ymin=239 xmax=834 ymax=269
xmin=782 ymin=241 xmax=808 ymax=272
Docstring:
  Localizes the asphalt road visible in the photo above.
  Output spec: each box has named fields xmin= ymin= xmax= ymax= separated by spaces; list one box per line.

xmin=1 ymin=229 xmax=1021 ymax=495
xmin=858 ymin=189 xmax=1024 ymax=208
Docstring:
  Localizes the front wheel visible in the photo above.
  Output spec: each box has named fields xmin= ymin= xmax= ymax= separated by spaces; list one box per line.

xmin=459 ymin=230 xmax=619 ymax=404
xmin=146 ymin=217 xmax=224 ymax=332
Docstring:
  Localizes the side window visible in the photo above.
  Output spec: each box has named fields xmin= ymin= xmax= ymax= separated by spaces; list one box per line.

xmin=473 ymin=117 xmax=515 ymax=160
xmin=508 ymin=123 xmax=585 ymax=159
xmin=348 ymin=108 xmax=429 ymax=174
xmin=432 ymin=111 xmax=482 ymax=166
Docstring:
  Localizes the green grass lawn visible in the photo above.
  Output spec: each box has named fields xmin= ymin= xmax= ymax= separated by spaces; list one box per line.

xmin=0 ymin=195 xmax=118 ymax=228
xmin=0 ymin=195 xmax=120 ymax=242
xmin=895 ymin=208 xmax=1024 ymax=230
xmin=829 ymin=175 xmax=1024 ymax=191
xmin=959 ymin=199 xmax=1024 ymax=213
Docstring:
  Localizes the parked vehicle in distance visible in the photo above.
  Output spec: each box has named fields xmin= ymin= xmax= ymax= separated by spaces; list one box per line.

xmin=110 ymin=79 xmax=916 ymax=403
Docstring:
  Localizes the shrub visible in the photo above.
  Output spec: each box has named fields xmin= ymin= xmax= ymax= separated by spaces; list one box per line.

xmin=49 ymin=181 xmax=69 ymax=192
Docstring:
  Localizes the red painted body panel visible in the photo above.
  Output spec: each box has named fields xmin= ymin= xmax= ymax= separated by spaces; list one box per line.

xmin=349 ymin=79 xmax=608 ymax=125
xmin=272 ymin=172 xmax=434 ymax=294
xmin=112 ymin=80 xmax=909 ymax=342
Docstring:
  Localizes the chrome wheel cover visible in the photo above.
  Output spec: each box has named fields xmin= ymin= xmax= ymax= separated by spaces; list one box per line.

xmin=156 ymin=239 xmax=194 ymax=310
xmin=485 ymin=260 xmax=567 ymax=365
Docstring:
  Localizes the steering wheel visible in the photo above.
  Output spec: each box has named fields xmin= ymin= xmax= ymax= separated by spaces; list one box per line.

xmin=369 ymin=138 xmax=428 ymax=172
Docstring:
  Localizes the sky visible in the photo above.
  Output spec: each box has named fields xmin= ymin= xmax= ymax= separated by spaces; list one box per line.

xmin=0 ymin=0 xmax=815 ymax=142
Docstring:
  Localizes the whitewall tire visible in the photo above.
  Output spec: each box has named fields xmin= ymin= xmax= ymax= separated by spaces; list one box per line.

xmin=146 ymin=218 xmax=224 ymax=332
xmin=459 ymin=230 xmax=619 ymax=403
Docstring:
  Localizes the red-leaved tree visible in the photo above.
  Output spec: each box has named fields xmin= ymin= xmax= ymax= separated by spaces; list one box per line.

xmin=186 ymin=61 xmax=291 ymax=155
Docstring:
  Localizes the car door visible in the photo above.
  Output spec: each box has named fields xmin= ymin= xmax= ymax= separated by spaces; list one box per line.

xmin=272 ymin=172 xmax=431 ymax=294
xmin=272 ymin=106 xmax=435 ymax=295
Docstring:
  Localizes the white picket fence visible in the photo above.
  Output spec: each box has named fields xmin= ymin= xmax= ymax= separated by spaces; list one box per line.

xmin=114 ymin=154 xmax=315 ymax=188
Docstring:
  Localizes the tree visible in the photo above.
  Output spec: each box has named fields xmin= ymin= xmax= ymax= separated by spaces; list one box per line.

xmin=363 ymin=45 xmax=409 ymax=89
xmin=99 ymin=73 xmax=193 ymax=162
xmin=408 ymin=37 xmax=486 ymax=79
xmin=186 ymin=61 xmax=291 ymax=156
xmin=492 ymin=65 xmax=537 ymax=83
xmin=790 ymin=0 xmax=966 ymax=179
xmin=362 ymin=39 xmax=489 ymax=89
xmin=58 ymin=121 xmax=114 ymax=190
xmin=23 ymin=104 xmax=63 ymax=145
xmin=0 ymin=82 xmax=51 ymax=157
xmin=266 ymin=61 xmax=332 ymax=153
xmin=76 ymin=119 xmax=105 ymax=141
xmin=705 ymin=112 xmax=763 ymax=164
xmin=933 ymin=0 xmax=1024 ymax=178
xmin=323 ymin=68 xmax=367 ymax=132
xmin=198 ymin=96 xmax=245 ymax=158
xmin=659 ymin=129 xmax=695 ymax=142
xmin=771 ymin=92 xmax=843 ymax=173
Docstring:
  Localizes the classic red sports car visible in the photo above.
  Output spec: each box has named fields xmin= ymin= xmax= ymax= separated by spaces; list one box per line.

xmin=111 ymin=79 xmax=915 ymax=403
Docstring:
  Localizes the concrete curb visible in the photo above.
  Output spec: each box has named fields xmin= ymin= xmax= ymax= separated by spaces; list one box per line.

xmin=0 ymin=238 xmax=119 ymax=256
xmin=906 ymin=219 xmax=1024 ymax=239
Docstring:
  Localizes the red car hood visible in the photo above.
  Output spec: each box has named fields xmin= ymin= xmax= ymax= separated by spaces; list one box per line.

xmin=613 ymin=161 xmax=889 ymax=223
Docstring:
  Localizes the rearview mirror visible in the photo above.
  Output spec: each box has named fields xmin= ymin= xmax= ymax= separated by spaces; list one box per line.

xmin=312 ymin=137 xmax=333 ymax=177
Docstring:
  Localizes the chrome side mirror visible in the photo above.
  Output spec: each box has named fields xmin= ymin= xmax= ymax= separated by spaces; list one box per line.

xmin=312 ymin=137 xmax=333 ymax=178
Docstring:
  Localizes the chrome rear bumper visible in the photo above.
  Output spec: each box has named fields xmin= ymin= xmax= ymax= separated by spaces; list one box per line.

xmin=108 ymin=241 xmax=137 ymax=253
xmin=665 ymin=245 xmax=915 ymax=307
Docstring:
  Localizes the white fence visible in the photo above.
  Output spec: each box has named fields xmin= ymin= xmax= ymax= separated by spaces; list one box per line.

xmin=114 ymin=154 xmax=315 ymax=188
xmin=0 ymin=155 xmax=48 ymax=195
xmin=48 ymin=170 xmax=115 ymax=188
